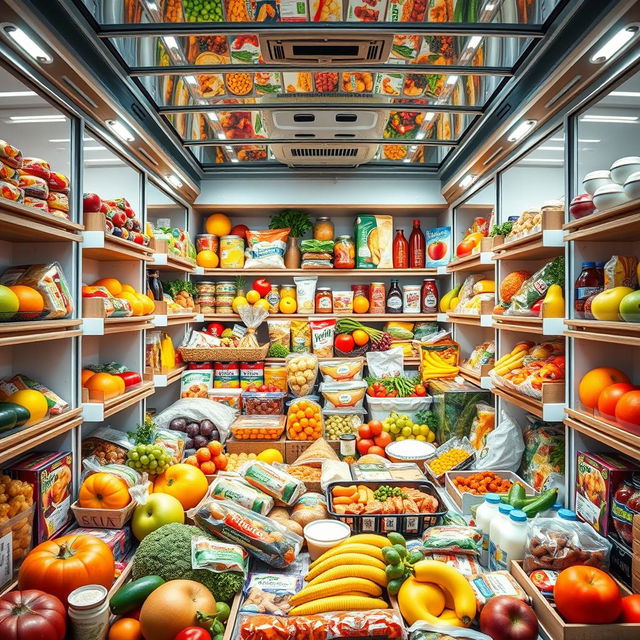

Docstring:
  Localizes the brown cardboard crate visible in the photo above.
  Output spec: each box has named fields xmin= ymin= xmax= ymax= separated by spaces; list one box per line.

xmin=71 ymin=500 xmax=135 ymax=529
xmin=510 ymin=561 xmax=640 ymax=640
xmin=225 ymin=435 xmax=286 ymax=457
xmin=285 ymin=439 xmax=339 ymax=463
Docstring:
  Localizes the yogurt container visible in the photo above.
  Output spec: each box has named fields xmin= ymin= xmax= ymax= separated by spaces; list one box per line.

xmin=303 ymin=519 xmax=351 ymax=561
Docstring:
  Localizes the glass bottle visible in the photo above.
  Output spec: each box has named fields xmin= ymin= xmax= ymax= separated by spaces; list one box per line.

xmin=386 ymin=279 xmax=403 ymax=313
xmin=147 ymin=269 xmax=164 ymax=301
xmin=314 ymin=217 xmax=334 ymax=241
xmin=409 ymin=219 xmax=426 ymax=268
xmin=393 ymin=229 xmax=409 ymax=269
xmin=421 ymin=279 xmax=439 ymax=313
xmin=574 ymin=261 xmax=603 ymax=319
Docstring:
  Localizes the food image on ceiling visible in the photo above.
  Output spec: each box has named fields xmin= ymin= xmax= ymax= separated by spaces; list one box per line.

xmin=283 ymin=72 xmax=313 ymax=93
xmin=374 ymin=73 xmax=403 ymax=96
xmin=226 ymin=72 xmax=254 ymax=96
xmin=237 ymin=146 xmax=268 ymax=162
xmin=314 ymin=72 xmax=339 ymax=93
xmin=427 ymin=0 xmax=454 ymax=22
xmin=415 ymin=35 xmax=455 ymax=66
xmin=390 ymin=35 xmax=421 ymax=62
xmin=195 ymin=73 xmax=226 ymax=98
xmin=310 ymin=0 xmax=343 ymax=21
xmin=341 ymin=72 xmax=373 ymax=93
xmin=230 ymin=35 xmax=260 ymax=64
xmin=382 ymin=145 xmax=408 ymax=161
xmin=387 ymin=0 xmax=427 ymax=22
xmin=384 ymin=111 xmax=425 ymax=139
xmin=255 ymin=0 xmax=280 ymax=21
xmin=254 ymin=72 xmax=283 ymax=96
xmin=220 ymin=111 xmax=257 ymax=138
xmin=189 ymin=36 xmax=230 ymax=65
xmin=347 ymin=0 xmax=389 ymax=22
xmin=403 ymin=73 xmax=429 ymax=97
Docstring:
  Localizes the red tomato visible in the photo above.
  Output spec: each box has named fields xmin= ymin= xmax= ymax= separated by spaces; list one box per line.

xmin=335 ymin=333 xmax=355 ymax=353
xmin=620 ymin=594 xmax=640 ymax=623
xmin=252 ymin=278 xmax=271 ymax=298
xmin=414 ymin=384 xmax=426 ymax=396
xmin=0 ymin=589 xmax=66 ymax=640
xmin=356 ymin=438 xmax=373 ymax=455
xmin=206 ymin=322 xmax=224 ymax=337
xmin=615 ymin=390 xmax=640 ymax=431
xmin=174 ymin=628 xmax=211 ymax=640
xmin=597 ymin=383 xmax=637 ymax=419
xmin=368 ymin=446 xmax=386 ymax=457
xmin=374 ymin=432 xmax=392 ymax=448
xmin=368 ymin=420 xmax=383 ymax=436
xmin=554 ymin=566 xmax=622 ymax=624
xmin=358 ymin=424 xmax=372 ymax=439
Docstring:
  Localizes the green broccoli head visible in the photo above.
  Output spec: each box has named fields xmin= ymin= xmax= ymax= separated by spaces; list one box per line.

xmin=131 ymin=523 xmax=244 ymax=603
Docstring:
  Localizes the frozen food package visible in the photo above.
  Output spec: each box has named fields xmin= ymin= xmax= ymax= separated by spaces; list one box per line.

xmin=22 ymin=157 xmax=51 ymax=180
xmin=47 ymin=171 xmax=70 ymax=193
xmin=0 ymin=180 xmax=23 ymax=203
xmin=319 ymin=357 xmax=365 ymax=382
xmin=208 ymin=476 xmax=274 ymax=515
xmin=320 ymin=381 xmax=368 ymax=410
xmin=0 ymin=139 xmax=23 ymax=169
xmin=194 ymin=498 xmax=302 ymax=568
xmin=238 ymin=460 xmax=306 ymax=505
xmin=191 ymin=537 xmax=248 ymax=574
xmin=310 ymin=0 xmax=343 ymax=21
xmin=421 ymin=525 xmax=483 ymax=556
xmin=245 ymin=228 xmax=290 ymax=269
xmin=19 ymin=174 xmax=49 ymax=200
xmin=240 ymin=573 xmax=303 ymax=615
xmin=0 ymin=161 xmax=19 ymax=186
xmin=309 ymin=317 xmax=336 ymax=358
xmin=347 ymin=0 xmax=388 ymax=21
xmin=47 ymin=191 xmax=69 ymax=213
xmin=355 ymin=215 xmax=393 ymax=268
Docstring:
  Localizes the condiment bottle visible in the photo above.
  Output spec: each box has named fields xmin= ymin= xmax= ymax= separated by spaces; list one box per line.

xmin=393 ymin=229 xmax=409 ymax=268
xmin=67 ymin=585 xmax=110 ymax=640
xmin=409 ymin=219 xmax=426 ymax=268
xmin=496 ymin=509 xmax=528 ymax=570
xmin=489 ymin=503 xmax=513 ymax=570
xmin=574 ymin=261 xmax=603 ymax=319
xmin=421 ymin=278 xmax=439 ymax=313
xmin=386 ymin=279 xmax=403 ymax=314
xmin=476 ymin=493 xmax=501 ymax=567
xmin=315 ymin=287 xmax=333 ymax=313
xmin=314 ymin=217 xmax=334 ymax=241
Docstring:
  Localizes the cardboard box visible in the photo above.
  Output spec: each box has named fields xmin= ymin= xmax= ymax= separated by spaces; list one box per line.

xmin=575 ymin=451 xmax=635 ymax=537
xmin=426 ymin=226 xmax=451 ymax=267
xmin=9 ymin=452 xmax=72 ymax=543
xmin=69 ymin=526 xmax=134 ymax=563
xmin=226 ymin=435 xmax=286 ymax=457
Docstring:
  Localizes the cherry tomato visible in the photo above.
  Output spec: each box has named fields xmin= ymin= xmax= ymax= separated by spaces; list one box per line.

xmin=174 ymin=628 xmax=211 ymax=640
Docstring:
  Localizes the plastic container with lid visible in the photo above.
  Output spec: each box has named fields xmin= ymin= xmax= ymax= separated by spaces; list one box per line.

xmin=541 ymin=501 xmax=563 ymax=517
xmin=242 ymin=391 xmax=286 ymax=415
xmin=303 ymin=519 xmax=351 ymax=561
xmin=476 ymin=493 xmax=501 ymax=567
xmin=67 ymin=584 xmax=109 ymax=640
xmin=334 ymin=235 xmax=355 ymax=269
xmin=231 ymin=414 xmax=286 ymax=441
xmin=496 ymin=509 xmax=528 ymax=570
xmin=489 ymin=503 xmax=513 ymax=570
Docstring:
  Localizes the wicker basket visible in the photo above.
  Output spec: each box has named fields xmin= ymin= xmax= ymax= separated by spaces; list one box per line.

xmin=179 ymin=344 xmax=269 ymax=362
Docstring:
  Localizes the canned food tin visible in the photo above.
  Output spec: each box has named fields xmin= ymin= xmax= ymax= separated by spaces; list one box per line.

xmin=240 ymin=362 xmax=265 ymax=389
xmin=214 ymin=362 xmax=240 ymax=388
xmin=402 ymin=285 xmax=421 ymax=313
xmin=266 ymin=285 xmax=280 ymax=313
xmin=196 ymin=281 xmax=216 ymax=295
xmin=264 ymin=363 xmax=287 ymax=391
xmin=216 ymin=281 xmax=237 ymax=295
xmin=220 ymin=235 xmax=245 ymax=269
xmin=369 ymin=282 xmax=386 ymax=314
xmin=196 ymin=234 xmax=219 ymax=254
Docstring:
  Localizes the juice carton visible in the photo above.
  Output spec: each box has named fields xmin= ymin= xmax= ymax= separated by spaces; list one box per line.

xmin=426 ymin=226 xmax=451 ymax=267
xmin=9 ymin=451 xmax=72 ymax=543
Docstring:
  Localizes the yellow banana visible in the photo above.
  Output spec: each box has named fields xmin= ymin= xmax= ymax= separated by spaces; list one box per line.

xmin=439 ymin=608 xmax=466 ymax=626
xmin=429 ymin=352 xmax=458 ymax=369
xmin=338 ymin=534 xmax=390 ymax=548
xmin=422 ymin=351 xmax=458 ymax=372
xmin=495 ymin=355 xmax=525 ymax=376
xmin=397 ymin=577 xmax=447 ymax=625
xmin=413 ymin=560 xmax=477 ymax=626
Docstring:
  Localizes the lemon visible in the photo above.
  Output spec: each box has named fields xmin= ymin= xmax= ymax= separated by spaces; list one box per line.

xmin=9 ymin=389 xmax=48 ymax=425
xmin=279 ymin=297 xmax=297 ymax=314
xmin=232 ymin=296 xmax=248 ymax=312
xmin=254 ymin=299 xmax=271 ymax=312
xmin=257 ymin=449 xmax=284 ymax=464
xmin=246 ymin=289 xmax=261 ymax=304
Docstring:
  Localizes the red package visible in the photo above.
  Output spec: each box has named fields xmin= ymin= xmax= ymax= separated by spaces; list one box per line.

xmin=0 ymin=180 xmax=23 ymax=203
xmin=47 ymin=191 xmax=69 ymax=213
xmin=0 ymin=161 xmax=19 ymax=186
xmin=24 ymin=196 xmax=49 ymax=211
xmin=0 ymin=139 xmax=23 ymax=169
xmin=47 ymin=171 xmax=70 ymax=193
xmin=22 ymin=156 xmax=51 ymax=180
xmin=19 ymin=173 xmax=49 ymax=200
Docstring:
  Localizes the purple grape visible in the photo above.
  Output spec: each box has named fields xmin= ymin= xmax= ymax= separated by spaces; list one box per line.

xmin=185 ymin=437 xmax=194 ymax=449
xmin=186 ymin=422 xmax=200 ymax=437
xmin=170 ymin=417 xmax=187 ymax=432
xmin=211 ymin=428 xmax=220 ymax=441
xmin=193 ymin=434 xmax=208 ymax=448
xmin=199 ymin=420 xmax=214 ymax=437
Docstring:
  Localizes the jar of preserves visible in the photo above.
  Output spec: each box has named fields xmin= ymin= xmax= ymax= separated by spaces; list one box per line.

xmin=196 ymin=234 xmax=219 ymax=254
xmin=196 ymin=281 xmax=217 ymax=295
xmin=334 ymin=235 xmax=355 ymax=269
xmin=339 ymin=434 xmax=358 ymax=464
xmin=280 ymin=283 xmax=296 ymax=301
xmin=421 ymin=278 xmax=439 ymax=313
xmin=351 ymin=284 xmax=369 ymax=299
xmin=612 ymin=473 xmax=640 ymax=545
xmin=314 ymin=217 xmax=334 ymax=241
xmin=315 ymin=287 xmax=333 ymax=313
xmin=216 ymin=281 xmax=237 ymax=296
xmin=220 ymin=235 xmax=245 ymax=269
xmin=266 ymin=285 xmax=280 ymax=313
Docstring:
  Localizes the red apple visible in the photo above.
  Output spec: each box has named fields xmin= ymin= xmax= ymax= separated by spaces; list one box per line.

xmin=253 ymin=278 xmax=271 ymax=298
xmin=480 ymin=596 xmax=538 ymax=640
xmin=231 ymin=224 xmax=249 ymax=239
xmin=570 ymin=193 xmax=596 ymax=219
xmin=99 ymin=201 xmax=110 ymax=214
xmin=112 ymin=211 xmax=127 ymax=228
xmin=428 ymin=241 xmax=447 ymax=261
xmin=584 ymin=294 xmax=596 ymax=320
xmin=83 ymin=192 xmax=102 ymax=212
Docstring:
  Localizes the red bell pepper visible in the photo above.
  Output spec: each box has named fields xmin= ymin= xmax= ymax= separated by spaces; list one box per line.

xmin=115 ymin=371 xmax=142 ymax=388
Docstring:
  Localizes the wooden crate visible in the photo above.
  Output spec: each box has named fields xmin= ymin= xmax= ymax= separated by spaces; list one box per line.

xmin=510 ymin=561 xmax=640 ymax=640
xmin=71 ymin=500 xmax=135 ymax=529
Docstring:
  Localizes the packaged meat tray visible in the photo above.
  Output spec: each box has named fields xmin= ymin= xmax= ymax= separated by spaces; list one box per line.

xmin=19 ymin=174 xmax=49 ymax=200
xmin=21 ymin=156 xmax=51 ymax=180
xmin=0 ymin=180 xmax=23 ymax=203
xmin=0 ymin=161 xmax=19 ymax=186
xmin=0 ymin=139 xmax=23 ymax=169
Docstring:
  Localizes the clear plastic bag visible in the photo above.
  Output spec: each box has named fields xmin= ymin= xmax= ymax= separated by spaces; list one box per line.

xmin=286 ymin=396 xmax=323 ymax=441
xmin=320 ymin=381 xmax=367 ymax=410
xmin=409 ymin=620 xmax=491 ymax=640
xmin=286 ymin=352 xmax=318 ymax=396
xmin=237 ymin=303 xmax=269 ymax=348
xmin=320 ymin=357 xmax=365 ymax=382
xmin=366 ymin=347 xmax=404 ymax=378
xmin=474 ymin=410 xmax=523 ymax=472
xmin=81 ymin=456 xmax=142 ymax=488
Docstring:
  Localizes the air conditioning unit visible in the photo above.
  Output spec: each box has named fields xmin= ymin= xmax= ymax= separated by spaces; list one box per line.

xmin=259 ymin=34 xmax=393 ymax=64
xmin=271 ymin=143 xmax=378 ymax=167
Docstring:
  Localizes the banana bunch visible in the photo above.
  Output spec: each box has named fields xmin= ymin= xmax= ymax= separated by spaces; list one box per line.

xmin=289 ymin=534 xmax=390 ymax=616
xmin=439 ymin=285 xmax=461 ymax=313
xmin=397 ymin=559 xmax=477 ymax=628
xmin=493 ymin=341 xmax=535 ymax=376
xmin=420 ymin=349 xmax=460 ymax=380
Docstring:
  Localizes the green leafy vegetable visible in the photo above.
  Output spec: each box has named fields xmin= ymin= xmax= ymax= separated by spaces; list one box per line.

xmin=163 ymin=279 xmax=197 ymax=298
xmin=267 ymin=343 xmax=289 ymax=358
xmin=269 ymin=209 xmax=312 ymax=239
xmin=300 ymin=239 xmax=335 ymax=253
xmin=490 ymin=221 xmax=514 ymax=237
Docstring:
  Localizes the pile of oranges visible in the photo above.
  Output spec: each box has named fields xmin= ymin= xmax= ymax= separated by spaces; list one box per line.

xmin=83 ymin=277 xmax=154 ymax=316
xmin=286 ymin=398 xmax=323 ymax=441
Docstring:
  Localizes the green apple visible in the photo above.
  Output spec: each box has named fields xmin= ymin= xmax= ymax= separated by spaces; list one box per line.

xmin=591 ymin=286 xmax=635 ymax=321
xmin=620 ymin=290 xmax=640 ymax=322
xmin=132 ymin=493 xmax=184 ymax=541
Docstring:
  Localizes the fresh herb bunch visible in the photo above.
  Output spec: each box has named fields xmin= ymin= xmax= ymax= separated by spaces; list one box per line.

xmin=269 ymin=209 xmax=312 ymax=238
xmin=414 ymin=408 xmax=437 ymax=431
xmin=128 ymin=414 xmax=157 ymax=445
xmin=490 ymin=221 xmax=514 ymax=237
xmin=267 ymin=343 xmax=289 ymax=358
xmin=163 ymin=279 xmax=197 ymax=298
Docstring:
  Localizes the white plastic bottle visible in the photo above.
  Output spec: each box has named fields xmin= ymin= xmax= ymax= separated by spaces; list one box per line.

xmin=476 ymin=493 xmax=501 ymax=567
xmin=489 ymin=503 xmax=513 ymax=570
xmin=496 ymin=509 xmax=528 ymax=571
xmin=558 ymin=508 xmax=577 ymax=521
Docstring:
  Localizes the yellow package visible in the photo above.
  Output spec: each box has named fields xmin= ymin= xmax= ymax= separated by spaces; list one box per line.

xmin=604 ymin=256 xmax=638 ymax=289
xmin=291 ymin=320 xmax=311 ymax=353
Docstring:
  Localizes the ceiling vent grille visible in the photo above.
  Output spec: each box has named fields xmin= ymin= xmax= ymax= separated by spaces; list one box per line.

xmin=291 ymin=147 xmax=359 ymax=158
xmin=271 ymin=143 xmax=378 ymax=167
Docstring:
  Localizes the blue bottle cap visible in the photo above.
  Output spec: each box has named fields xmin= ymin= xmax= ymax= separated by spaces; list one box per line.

xmin=510 ymin=509 xmax=527 ymax=522
xmin=485 ymin=493 xmax=501 ymax=504
xmin=558 ymin=508 xmax=577 ymax=521
xmin=582 ymin=261 xmax=596 ymax=268
xmin=498 ymin=503 xmax=514 ymax=515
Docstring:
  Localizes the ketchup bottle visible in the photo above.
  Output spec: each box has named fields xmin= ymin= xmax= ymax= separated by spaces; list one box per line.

xmin=409 ymin=220 xmax=426 ymax=268
xmin=393 ymin=229 xmax=409 ymax=268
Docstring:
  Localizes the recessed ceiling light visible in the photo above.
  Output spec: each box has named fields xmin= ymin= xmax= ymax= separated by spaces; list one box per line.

xmin=49 ymin=137 xmax=94 ymax=143
xmin=8 ymin=114 xmax=65 ymax=123
xmin=2 ymin=25 xmax=52 ymax=64
xmin=0 ymin=90 xmax=36 ymax=98
xmin=580 ymin=114 xmax=638 ymax=123
xmin=507 ymin=119 xmax=537 ymax=142
xmin=520 ymin=158 xmax=563 ymax=163
xmin=84 ymin=158 xmax=124 ymax=164
xmin=83 ymin=146 xmax=106 ymax=151
xmin=609 ymin=90 xmax=640 ymax=97
xmin=459 ymin=174 xmax=477 ymax=188
xmin=538 ymin=146 xmax=565 ymax=151
xmin=166 ymin=174 xmax=183 ymax=188
xmin=106 ymin=119 xmax=135 ymax=142
xmin=590 ymin=25 xmax=639 ymax=63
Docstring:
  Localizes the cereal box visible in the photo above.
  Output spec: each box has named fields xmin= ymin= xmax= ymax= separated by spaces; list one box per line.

xmin=9 ymin=452 xmax=72 ymax=543
xmin=576 ymin=451 xmax=635 ymax=537
xmin=426 ymin=226 xmax=451 ymax=267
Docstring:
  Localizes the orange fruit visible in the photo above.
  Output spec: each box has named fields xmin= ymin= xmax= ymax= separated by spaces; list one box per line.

xmin=279 ymin=296 xmax=297 ymax=314
xmin=579 ymin=367 xmax=631 ymax=409
xmin=9 ymin=285 xmax=44 ymax=319
xmin=85 ymin=372 xmax=123 ymax=399
xmin=205 ymin=213 xmax=231 ymax=236
xmin=82 ymin=369 xmax=96 ymax=385
xmin=120 ymin=291 xmax=143 ymax=316
xmin=8 ymin=389 xmax=48 ymax=425
xmin=108 ymin=617 xmax=143 ymax=640
xmin=196 ymin=250 xmax=219 ymax=268
xmin=93 ymin=278 xmax=122 ymax=296
xmin=121 ymin=284 xmax=136 ymax=294
xmin=353 ymin=295 xmax=370 ymax=314
xmin=136 ymin=292 xmax=155 ymax=315
xmin=352 ymin=329 xmax=370 ymax=346
xmin=207 ymin=440 xmax=223 ymax=456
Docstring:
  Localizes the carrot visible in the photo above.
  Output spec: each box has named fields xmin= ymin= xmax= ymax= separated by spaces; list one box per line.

xmin=334 ymin=495 xmax=358 ymax=505
xmin=333 ymin=485 xmax=357 ymax=497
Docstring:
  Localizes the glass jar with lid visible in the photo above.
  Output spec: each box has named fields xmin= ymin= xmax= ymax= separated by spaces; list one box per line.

xmin=315 ymin=287 xmax=333 ymax=313
xmin=314 ymin=217 xmax=334 ymax=241
xmin=334 ymin=235 xmax=355 ymax=269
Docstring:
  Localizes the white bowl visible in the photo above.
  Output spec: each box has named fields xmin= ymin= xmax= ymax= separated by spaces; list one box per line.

xmin=593 ymin=183 xmax=630 ymax=211
xmin=582 ymin=170 xmax=612 ymax=196
xmin=624 ymin=171 xmax=640 ymax=201
xmin=385 ymin=439 xmax=436 ymax=464
xmin=611 ymin=156 xmax=640 ymax=185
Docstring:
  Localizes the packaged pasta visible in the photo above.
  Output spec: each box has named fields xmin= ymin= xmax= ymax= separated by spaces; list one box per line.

xmin=22 ymin=157 xmax=51 ymax=180
xmin=0 ymin=180 xmax=23 ymax=203
xmin=309 ymin=317 xmax=336 ymax=358
xmin=0 ymin=161 xmax=18 ymax=186
xmin=47 ymin=171 xmax=70 ymax=193
xmin=47 ymin=191 xmax=69 ymax=213
xmin=291 ymin=320 xmax=311 ymax=353
xmin=286 ymin=353 xmax=318 ymax=396
xmin=208 ymin=476 xmax=274 ymax=515
xmin=319 ymin=357 xmax=364 ymax=382
xmin=193 ymin=498 xmax=302 ymax=568
xmin=320 ymin=381 xmax=367 ymax=410
xmin=238 ymin=460 xmax=306 ymax=505
xmin=294 ymin=276 xmax=317 ymax=314
xmin=267 ymin=319 xmax=291 ymax=349
xmin=287 ymin=396 xmax=323 ymax=441
xmin=19 ymin=174 xmax=49 ymax=200
xmin=0 ymin=139 xmax=23 ymax=169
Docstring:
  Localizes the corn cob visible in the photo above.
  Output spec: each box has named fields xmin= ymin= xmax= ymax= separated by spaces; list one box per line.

xmin=289 ymin=577 xmax=383 ymax=606
xmin=307 ymin=565 xmax=387 ymax=587
xmin=305 ymin=553 xmax=386 ymax=581
xmin=289 ymin=596 xmax=388 ymax=616
xmin=308 ymin=543 xmax=384 ymax=568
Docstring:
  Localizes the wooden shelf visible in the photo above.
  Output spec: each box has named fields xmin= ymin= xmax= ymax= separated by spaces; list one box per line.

xmin=492 ymin=231 xmax=565 ymax=261
xmin=197 ymin=268 xmax=440 ymax=278
xmin=0 ymin=408 xmax=83 ymax=464
xmin=82 ymin=381 xmax=154 ymax=422
xmin=82 ymin=315 xmax=156 ymax=336
xmin=564 ymin=319 xmax=640 ymax=346
xmin=447 ymin=252 xmax=494 ymax=273
xmin=204 ymin=313 xmax=439 ymax=322
xmin=563 ymin=200 xmax=640 ymax=242
xmin=0 ymin=201 xmax=82 ymax=243
xmin=458 ymin=364 xmax=493 ymax=389
xmin=148 ymin=365 xmax=187 ymax=388
xmin=493 ymin=315 xmax=565 ymax=335
xmin=150 ymin=254 xmax=196 ymax=273
xmin=0 ymin=319 xmax=82 ymax=346
xmin=263 ymin=357 xmax=421 ymax=365
xmin=492 ymin=382 xmax=565 ymax=422
xmin=153 ymin=312 xmax=202 ymax=327
xmin=83 ymin=234 xmax=154 ymax=262
xmin=565 ymin=408 xmax=640 ymax=461
xmin=447 ymin=313 xmax=493 ymax=327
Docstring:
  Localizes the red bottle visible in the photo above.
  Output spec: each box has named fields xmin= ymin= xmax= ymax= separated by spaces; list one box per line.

xmin=421 ymin=279 xmax=439 ymax=313
xmin=409 ymin=219 xmax=426 ymax=268
xmin=393 ymin=229 xmax=409 ymax=268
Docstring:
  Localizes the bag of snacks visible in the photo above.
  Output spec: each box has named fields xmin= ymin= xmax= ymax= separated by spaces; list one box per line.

xmin=194 ymin=498 xmax=302 ymax=568
xmin=244 ymin=228 xmax=290 ymax=269
xmin=320 ymin=381 xmax=367 ymax=410
xmin=81 ymin=426 xmax=132 ymax=465
xmin=409 ymin=621 xmax=492 ymax=640
xmin=22 ymin=157 xmax=51 ymax=180
xmin=506 ymin=256 xmax=565 ymax=316
xmin=23 ymin=196 xmax=47 ymax=210
xmin=267 ymin=319 xmax=291 ymax=350
xmin=294 ymin=276 xmax=317 ymax=314
xmin=421 ymin=525 xmax=483 ymax=556
xmin=240 ymin=573 xmax=302 ymax=616
xmin=47 ymin=171 xmax=70 ymax=193
xmin=290 ymin=492 xmax=328 ymax=527
xmin=238 ymin=460 xmax=306 ymax=505
xmin=523 ymin=517 xmax=611 ymax=573
xmin=19 ymin=174 xmax=49 ymax=200
xmin=191 ymin=536 xmax=248 ymax=574
xmin=0 ymin=139 xmax=23 ymax=169
xmin=521 ymin=419 xmax=565 ymax=492
xmin=0 ymin=180 xmax=23 ymax=202
xmin=468 ymin=404 xmax=496 ymax=452
xmin=291 ymin=320 xmax=311 ymax=353
xmin=309 ymin=317 xmax=336 ymax=358
xmin=208 ymin=476 xmax=274 ymax=515
xmin=0 ymin=162 xmax=18 ymax=185
xmin=319 ymin=357 xmax=365 ymax=382
xmin=286 ymin=353 xmax=318 ymax=396
xmin=47 ymin=191 xmax=69 ymax=213
xmin=286 ymin=396 xmax=323 ymax=441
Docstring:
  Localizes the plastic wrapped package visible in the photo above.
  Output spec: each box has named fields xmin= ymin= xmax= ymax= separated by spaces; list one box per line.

xmin=421 ymin=525 xmax=483 ymax=556
xmin=193 ymin=498 xmax=302 ymax=568
xmin=47 ymin=191 xmax=69 ymax=213
xmin=207 ymin=476 xmax=274 ymax=515
xmin=19 ymin=174 xmax=49 ymax=200
xmin=240 ymin=573 xmax=302 ymax=616
xmin=47 ymin=171 xmax=70 ymax=193
xmin=319 ymin=357 xmax=365 ymax=382
xmin=286 ymin=396 xmax=323 ymax=441
xmin=286 ymin=353 xmax=318 ymax=396
xmin=473 ymin=410 xmax=524 ymax=473
xmin=0 ymin=373 xmax=69 ymax=416
xmin=21 ymin=157 xmax=51 ymax=180
xmin=23 ymin=196 xmax=48 ymax=210
xmin=238 ymin=460 xmax=306 ymax=505
xmin=468 ymin=404 xmax=495 ymax=452
xmin=0 ymin=139 xmax=23 ymax=169
xmin=320 ymin=381 xmax=367 ymax=410
xmin=505 ymin=257 xmax=565 ymax=316
xmin=80 ymin=456 xmax=142 ymax=489
xmin=244 ymin=228 xmax=290 ymax=269
xmin=81 ymin=426 xmax=132 ymax=465
xmin=521 ymin=419 xmax=565 ymax=492
xmin=0 ymin=161 xmax=19 ymax=186
xmin=0 ymin=180 xmax=23 ymax=203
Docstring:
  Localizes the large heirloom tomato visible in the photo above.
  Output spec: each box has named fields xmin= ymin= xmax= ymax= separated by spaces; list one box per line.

xmin=0 ymin=589 xmax=66 ymax=640
xmin=554 ymin=566 xmax=622 ymax=624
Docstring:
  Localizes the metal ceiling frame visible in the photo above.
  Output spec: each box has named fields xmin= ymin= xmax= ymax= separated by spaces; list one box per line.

xmin=184 ymin=137 xmax=457 ymax=146
xmin=158 ymin=103 xmax=483 ymax=114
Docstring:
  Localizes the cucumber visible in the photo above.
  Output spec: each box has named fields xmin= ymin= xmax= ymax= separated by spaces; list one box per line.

xmin=110 ymin=575 xmax=165 ymax=614
xmin=0 ymin=402 xmax=30 ymax=428
xmin=0 ymin=405 xmax=17 ymax=432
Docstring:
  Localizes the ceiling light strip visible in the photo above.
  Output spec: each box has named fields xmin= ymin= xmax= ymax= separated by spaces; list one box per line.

xmin=182 ymin=138 xmax=459 ymax=146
